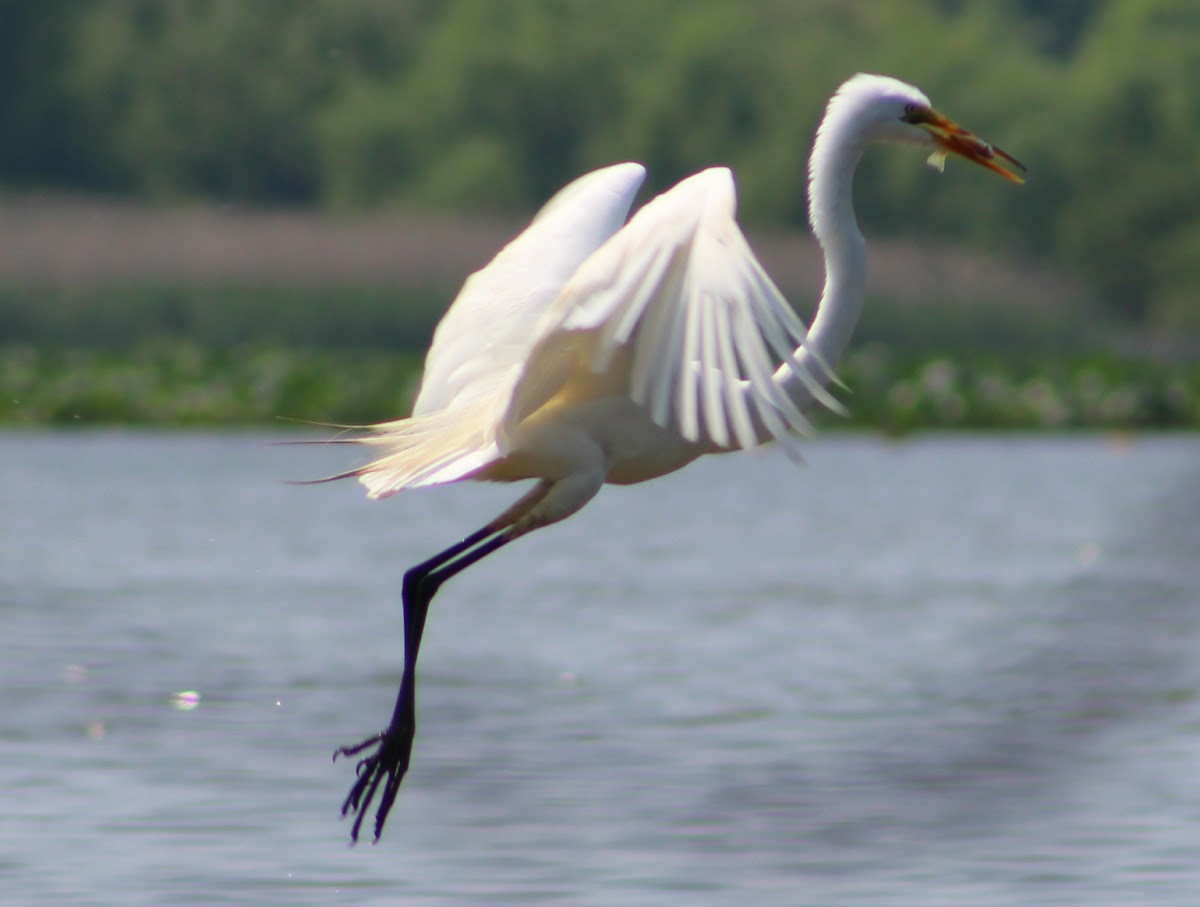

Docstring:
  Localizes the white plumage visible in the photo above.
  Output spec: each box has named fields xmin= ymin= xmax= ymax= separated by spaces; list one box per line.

xmin=327 ymin=73 xmax=1025 ymax=843
xmin=346 ymin=162 xmax=833 ymax=503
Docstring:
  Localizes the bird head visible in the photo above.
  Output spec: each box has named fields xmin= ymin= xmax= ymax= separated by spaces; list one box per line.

xmin=828 ymin=74 xmax=1026 ymax=184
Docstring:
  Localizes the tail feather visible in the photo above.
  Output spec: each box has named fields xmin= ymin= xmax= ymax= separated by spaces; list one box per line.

xmin=313 ymin=398 xmax=500 ymax=499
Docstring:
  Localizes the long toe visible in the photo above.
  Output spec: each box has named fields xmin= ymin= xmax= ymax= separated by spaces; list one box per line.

xmin=338 ymin=723 xmax=415 ymax=842
xmin=334 ymin=731 xmax=385 ymax=761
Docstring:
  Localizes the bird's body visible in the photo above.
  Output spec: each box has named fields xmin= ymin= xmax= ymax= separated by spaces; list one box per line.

xmin=327 ymin=73 xmax=1025 ymax=842
xmin=347 ymin=165 xmax=819 ymax=515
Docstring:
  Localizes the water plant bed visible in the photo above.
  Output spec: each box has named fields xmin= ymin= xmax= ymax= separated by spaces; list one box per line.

xmin=2 ymin=341 xmax=1194 ymax=430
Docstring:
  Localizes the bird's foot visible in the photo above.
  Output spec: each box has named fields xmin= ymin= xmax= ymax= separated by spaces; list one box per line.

xmin=334 ymin=722 xmax=414 ymax=843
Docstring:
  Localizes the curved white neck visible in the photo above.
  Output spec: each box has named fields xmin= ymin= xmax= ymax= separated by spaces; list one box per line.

xmin=773 ymin=126 xmax=869 ymax=407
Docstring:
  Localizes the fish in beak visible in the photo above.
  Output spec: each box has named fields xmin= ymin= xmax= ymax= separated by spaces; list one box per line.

xmin=904 ymin=105 xmax=1026 ymax=184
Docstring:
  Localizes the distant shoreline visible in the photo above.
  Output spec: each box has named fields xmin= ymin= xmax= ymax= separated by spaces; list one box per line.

xmin=0 ymin=194 xmax=1081 ymax=311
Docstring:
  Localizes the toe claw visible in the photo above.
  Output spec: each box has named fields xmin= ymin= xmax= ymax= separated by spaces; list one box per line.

xmin=337 ymin=722 xmax=414 ymax=842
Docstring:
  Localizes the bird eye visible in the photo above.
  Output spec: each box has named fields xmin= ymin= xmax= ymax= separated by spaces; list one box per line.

xmin=902 ymin=103 xmax=920 ymax=122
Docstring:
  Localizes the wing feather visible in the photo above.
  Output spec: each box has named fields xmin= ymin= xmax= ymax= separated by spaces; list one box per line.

xmin=729 ymin=300 xmax=806 ymax=458
xmin=741 ymin=255 xmax=847 ymax=415
xmin=413 ymin=162 xmax=647 ymax=417
xmin=629 ymin=247 xmax=686 ymax=408
xmin=327 ymin=164 xmax=648 ymax=499
xmin=698 ymin=290 xmax=729 ymax=448
xmin=594 ymin=243 xmax=678 ymax=372
xmin=678 ymin=281 xmax=704 ymax=442
xmin=502 ymin=166 xmax=843 ymax=451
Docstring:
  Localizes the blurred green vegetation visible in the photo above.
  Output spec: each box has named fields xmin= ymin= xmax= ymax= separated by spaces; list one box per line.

xmin=0 ymin=285 xmax=1195 ymax=429
xmin=1 ymin=0 xmax=1199 ymax=328
xmin=0 ymin=340 xmax=421 ymax=427
xmin=1 ymin=1 xmax=1198 ymax=431
xmin=3 ymin=335 xmax=1195 ymax=430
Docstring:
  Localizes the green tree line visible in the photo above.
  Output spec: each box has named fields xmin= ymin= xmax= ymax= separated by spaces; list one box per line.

xmin=2 ymin=0 xmax=1199 ymax=328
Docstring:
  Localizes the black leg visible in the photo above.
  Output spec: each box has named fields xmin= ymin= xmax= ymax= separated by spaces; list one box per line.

xmin=335 ymin=528 xmax=511 ymax=843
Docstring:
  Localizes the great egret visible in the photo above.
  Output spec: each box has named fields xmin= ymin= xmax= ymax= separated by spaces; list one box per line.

xmin=324 ymin=73 xmax=1024 ymax=842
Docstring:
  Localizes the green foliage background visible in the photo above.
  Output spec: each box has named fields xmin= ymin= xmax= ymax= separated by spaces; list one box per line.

xmin=3 ymin=0 xmax=1199 ymax=327
xmin=1 ymin=0 xmax=1198 ymax=428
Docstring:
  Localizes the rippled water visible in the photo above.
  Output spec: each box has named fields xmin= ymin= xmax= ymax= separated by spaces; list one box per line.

xmin=2 ymin=431 xmax=1199 ymax=906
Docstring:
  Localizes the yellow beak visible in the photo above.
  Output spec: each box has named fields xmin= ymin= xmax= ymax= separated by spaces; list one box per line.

xmin=916 ymin=109 xmax=1026 ymax=184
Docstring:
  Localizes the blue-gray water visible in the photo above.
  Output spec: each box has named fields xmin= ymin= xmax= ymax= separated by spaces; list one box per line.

xmin=2 ymin=431 xmax=1199 ymax=906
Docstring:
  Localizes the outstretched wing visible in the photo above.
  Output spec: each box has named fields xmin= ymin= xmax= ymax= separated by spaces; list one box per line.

xmin=504 ymin=167 xmax=840 ymax=454
xmin=412 ymin=162 xmax=648 ymax=417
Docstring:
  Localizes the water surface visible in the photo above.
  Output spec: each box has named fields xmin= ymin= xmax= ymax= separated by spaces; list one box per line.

xmin=2 ymin=432 xmax=1198 ymax=905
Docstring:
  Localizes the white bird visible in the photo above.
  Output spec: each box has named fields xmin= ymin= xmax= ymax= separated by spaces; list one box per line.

xmin=325 ymin=73 xmax=1024 ymax=842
